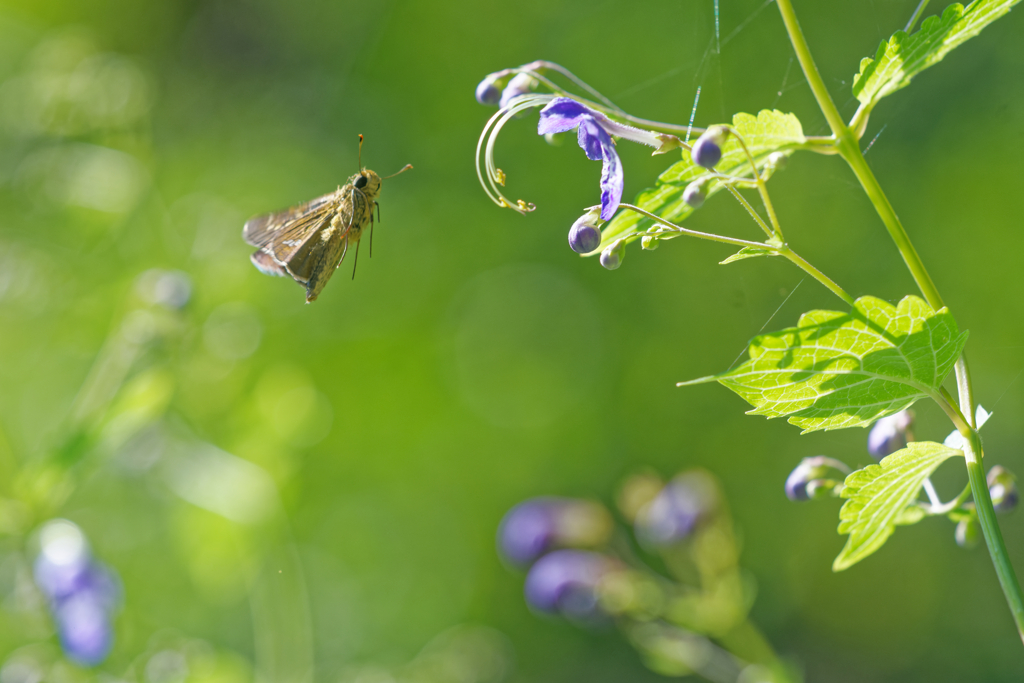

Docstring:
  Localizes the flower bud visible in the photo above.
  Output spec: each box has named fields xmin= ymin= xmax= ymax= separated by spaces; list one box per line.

xmin=499 ymin=73 xmax=538 ymax=109
xmin=635 ymin=470 xmax=718 ymax=546
xmin=33 ymin=520 xmax=119 ymax=667
xmin=475 ymin=75 xmax=503 ymax=106
xmin=568 ymin=210 xmax=603 ymax=254
xmin=764 ymin=151 xmax=788 ymax=174
xmin=682 ymin=180 xmax=707 ymax=208
xmin=640 ymin=235 xmax=659 ymax=250
xmin=867 ymin=410 xmax=913 ymax=459
xmin=956 ymin=516 xmax=981 ymax=549
xmin=498 ymin=498 xmax=612 ymax=567
xmin=523 ymin=550 xmax=612 ymax=619
xmin=600 ymin=240 xmax=625 ymax=270
xmin=544 ymin=132 xmax=564 ymax=147
xmin=691 ymin=127 xmax=728 ymax=169
xmin=785 ymin=456 xmax=849 ymax=502
xmin=987 ymin=465 xmax=1018 ymax=513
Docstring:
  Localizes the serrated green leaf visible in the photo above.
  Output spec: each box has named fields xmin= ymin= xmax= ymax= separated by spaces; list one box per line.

xmin=679 ymin=295 xmax=969 ymax=432
xmin=853 ymin=0 xmax=1020 ymax=110
xmin=596 ymin=110 xmax=806 ymax=253
xmin=834 ymin=442 xmax=962 ymax=570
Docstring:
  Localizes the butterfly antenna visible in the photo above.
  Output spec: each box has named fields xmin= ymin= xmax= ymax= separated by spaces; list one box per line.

xmin=358 ymin=134 xmax=364 ymax=171
xmin=383 ymin=164 xmax=414 ymax=179
xmin=369 ymin=220 xmax=374 ymax=258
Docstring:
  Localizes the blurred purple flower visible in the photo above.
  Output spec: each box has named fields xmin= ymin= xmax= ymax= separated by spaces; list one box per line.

xmin=33 ymin=520 xmax=119 ymax=667
xmin=524 ymin=550 xmax=610 ymax=618
xmin=499 ymin=499 xmax=559 ymax=566
xmin=867 ymin=410 xmax=913 ymax=459
xmin=635 ymin=471 xmax=718 ymax=545
xmin=538 ymin=98 xmax=671 ymax=221
xmin=55 ymin=590 xmax=114 ymax=666
xmin=498 ymin=497 xmax=612 ymax=567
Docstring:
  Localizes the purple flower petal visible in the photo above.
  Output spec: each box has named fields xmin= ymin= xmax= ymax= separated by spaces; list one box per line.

xmin=537 ymin=98 xmax=590 ymax=135
xmin=577 ymin=120 xmax=622 ymax=219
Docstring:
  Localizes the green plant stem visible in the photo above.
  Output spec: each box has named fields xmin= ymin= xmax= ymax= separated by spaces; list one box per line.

xmin=905 ymin=0 xmax=932 ymax=32
xmin=777 ymin=246 xmax=855 ymax=306
xmin=723 ymin=185 xmax=776 ymax=239
xmin=621 ymin=203 xmax=854 ymax=306
xmin=619 ymin=204 xmax=770 ymax=250
xmin=776 ymin=0 xmax=1024 ymax=643
xmin=723 ymin=125 xmax=784 ymax=240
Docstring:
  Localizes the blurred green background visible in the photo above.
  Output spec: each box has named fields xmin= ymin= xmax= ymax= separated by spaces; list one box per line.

xmin=0 ymin=0 xmax=1023 ymax=680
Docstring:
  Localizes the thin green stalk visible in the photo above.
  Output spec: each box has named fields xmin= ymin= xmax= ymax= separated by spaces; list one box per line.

xmin=776 ymin=0 xmax=1024 ymax=642
xmin=619 ymin=203 xmax=769 ymax=250
xmin=723 ymin=125 xmax=784 ymax=239
xmin=777 ymin=246 xmax=855 ymax=306
xmin=905 ymin=0 xmax=932 ymax=32
xmin=964 ymin=431 xmax=1024 ymax=643
xmin=723 ymin=185 xmax=776 ymax=239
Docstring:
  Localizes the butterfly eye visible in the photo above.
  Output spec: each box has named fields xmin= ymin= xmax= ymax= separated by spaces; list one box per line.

xmin=355 ymin=175 xmax=368 ymax=189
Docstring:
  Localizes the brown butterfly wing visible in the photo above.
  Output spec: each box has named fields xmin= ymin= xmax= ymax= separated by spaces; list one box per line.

xmin=242 ymin=191 xmax=338 ymax=248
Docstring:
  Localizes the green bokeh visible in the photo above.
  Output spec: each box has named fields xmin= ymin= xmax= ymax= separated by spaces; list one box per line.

xmin=0 ymin=0 xmax=1022 ymax=680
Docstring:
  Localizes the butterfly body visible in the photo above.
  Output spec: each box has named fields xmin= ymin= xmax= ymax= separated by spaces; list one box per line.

xmin=243 ymin=169 xmax=382 ymax=303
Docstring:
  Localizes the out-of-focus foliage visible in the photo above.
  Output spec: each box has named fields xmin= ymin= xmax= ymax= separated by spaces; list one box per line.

xmin=0 ymin=1 xmax=1022 ymax=682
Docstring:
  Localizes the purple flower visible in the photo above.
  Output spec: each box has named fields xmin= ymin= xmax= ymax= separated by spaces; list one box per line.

xmin=55 ymin=590 xmax=114 ymax=666
xmin=498 ymin=497 xmax=612 ymax=567
xmin=499 ymin=499 xmax=560 ymax=566
xmin=33 ymin=520 xmax=120 ymax=667
xmin=538 ymin=98 xmax=676 ymax=221
xmin=635 ymin=471 xmax=718 ymax=545
xmin=523 ymin=550 xmax=610 ymax=618
xmin=867 ymin=410 xmax=914 ymax=459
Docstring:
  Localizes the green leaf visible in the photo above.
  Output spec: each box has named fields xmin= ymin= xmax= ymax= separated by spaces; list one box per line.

xmin=719 ymin=237 xmax=783 ymax=265
xmin=679 ymin=295 xmax=968 ymax=432
xmin=853 ymin=0 xmax=1021 ymax=110
xmin=834 ymin=442 xmax=963 ymax=570
xmin=719 ymin=246 xmax=776 ymax=265
xmin=596 ymin=110 xmax=806 ymax=253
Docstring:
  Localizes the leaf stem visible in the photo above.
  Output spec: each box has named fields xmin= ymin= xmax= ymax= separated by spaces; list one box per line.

xmin=723 ymin=185 xmax=776 ymax=239
xmin=905 ymin=0 xmax=932 ymax=32
xmin=618 ymin=204 xmax=770 ymax=250
xmin=777 ymin=245 xmax=855 ymax=306
xmin=723 ymin=125 xmax=784 ymax=240
xmin=776 ymin=0 xmax=1024 ymax=642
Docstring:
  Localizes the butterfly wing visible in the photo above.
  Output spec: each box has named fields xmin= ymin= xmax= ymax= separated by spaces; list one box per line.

xmin=242 ymin=191 xmax=337 ymax=248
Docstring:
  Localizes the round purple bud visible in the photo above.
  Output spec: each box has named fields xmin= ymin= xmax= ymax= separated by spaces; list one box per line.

xmin=600 ymin=240 xmax=624 ymax=270
xmin=682 ymin=181 xmax=706 ymax=209
xmin=498 ymin=499 xmax=559 ymax=566
xmin=691 ymin=134 xmax=723 ymax=169
xmin=867 ymin=410 xmax=913 ymax=459
xmin=785 ymin=456 xmax=849 ymax=502
xmin=475 ymin=76 xmax=502 ymax=106
xmin=523 ymin=550 xmax=610 ymax=619
xmin=499 ymin=73 xmax=537 ymax=109
xmin=568 ymin=214 xmax=602 ymax=254
xmin=987 ymin=466 xmax=1018 ymax=513
xmin=34 ymin=520 xmax=91 ymax=601
xmin=54 ymin=591 xmax=114 ymax=666
xmin=635 ymin=471 xmax=717 ymax=545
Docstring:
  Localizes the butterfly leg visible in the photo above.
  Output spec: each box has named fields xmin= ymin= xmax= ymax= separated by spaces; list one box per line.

xmin=351 ymin=237 xmax=360 ymax=280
